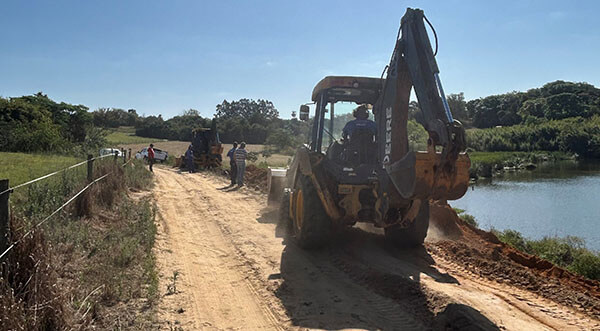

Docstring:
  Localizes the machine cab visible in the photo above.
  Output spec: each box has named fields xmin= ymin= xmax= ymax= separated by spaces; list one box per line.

xmin=302 ymin=76 xmax=384 ymax=185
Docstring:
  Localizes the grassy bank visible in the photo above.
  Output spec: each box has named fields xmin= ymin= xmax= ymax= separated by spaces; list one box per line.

xmin=1 ymin=158 xmax=158 ymax=329
xmin=466 ymin=115 xmax=600 ymax=158
xmin=468 ymin=151 xmax=571 ymax=178
xmin=454 ymin=209 xmax=600 ymax=281
xmin=493 ymin=229 xmax=600 ymax=281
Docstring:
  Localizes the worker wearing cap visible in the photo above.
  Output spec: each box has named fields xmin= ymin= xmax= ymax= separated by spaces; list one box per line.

xmin=342 ymin=104 xmax=377 ymax=141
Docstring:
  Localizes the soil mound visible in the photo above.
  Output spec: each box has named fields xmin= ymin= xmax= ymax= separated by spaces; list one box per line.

xmin=245 ymin=164 xmax=268 ymax=190
xmin=428 ymin=201 xmax=600 ymax=319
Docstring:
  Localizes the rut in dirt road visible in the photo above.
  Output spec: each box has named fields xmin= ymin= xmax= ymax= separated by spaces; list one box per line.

xmin=152 ymin=167 xmax=599 ymax=330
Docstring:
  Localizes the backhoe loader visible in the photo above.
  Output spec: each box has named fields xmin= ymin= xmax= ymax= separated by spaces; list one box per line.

xmin=270 ymin=8 xmax=470 ymax=248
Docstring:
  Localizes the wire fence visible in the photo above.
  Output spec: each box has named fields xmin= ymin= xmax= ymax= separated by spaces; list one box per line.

xmin=0 ymin=153 xmax=115 ymax=197
xmin=0 ymin=150 xmax=135 ymax=261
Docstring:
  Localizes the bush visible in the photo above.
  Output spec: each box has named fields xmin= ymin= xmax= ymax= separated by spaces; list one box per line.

xmin=452 ymin=208 xmax=479 ymax=228
xmin=493 ymin=229 xmax=532 ymax=254
xmin=492 ymin=229 xmax=600 ymax=281
xmin=466 ymin=116 xmax=600 ymax=157
xmin=570 ymin=251 xmax=600 ymax=281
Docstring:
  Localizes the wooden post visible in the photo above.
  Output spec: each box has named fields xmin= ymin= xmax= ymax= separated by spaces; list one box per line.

xmin=128 ymin=148 xmax=132 ymax=160
xmin=87 ymin=154 xmax=94 ymax=181
xmin=0 ymin=179 xmax=9 ymax=254
xmin=114 ymin=151 xmax=118 ymax=163
xmin=122 ymin=148 xmax=126 ymax=163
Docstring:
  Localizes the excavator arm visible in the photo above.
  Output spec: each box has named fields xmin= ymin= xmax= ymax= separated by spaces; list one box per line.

xmin=374 ymin=8 xmax=469 ymax=203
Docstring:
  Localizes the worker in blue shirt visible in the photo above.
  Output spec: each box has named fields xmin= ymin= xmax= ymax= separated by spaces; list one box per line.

xmin=185 ymin=145 xmax=195 ymax=173
xmin=226 ymin=142 xmax=238 ymax=187
xmin=342 ymin=104 xmax=377 ymax=141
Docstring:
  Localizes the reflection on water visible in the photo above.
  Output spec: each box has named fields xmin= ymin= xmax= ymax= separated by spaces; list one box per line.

xmin=451 ymin=160 xmax=600 ymax=251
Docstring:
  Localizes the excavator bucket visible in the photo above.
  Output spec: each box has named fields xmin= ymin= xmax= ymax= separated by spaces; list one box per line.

xmin=387 ymin=151 xmax=471 ymax=201
xmin=267 ymin=168 xmax=288 ymax=206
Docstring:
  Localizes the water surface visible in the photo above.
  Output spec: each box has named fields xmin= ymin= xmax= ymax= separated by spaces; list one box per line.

xmin=451 ymin=160 xmax=600 ymax=251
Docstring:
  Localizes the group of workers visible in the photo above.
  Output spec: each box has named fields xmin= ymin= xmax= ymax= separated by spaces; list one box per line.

xmin=182 ymin=141 xmax=247 ymax=187
xmin=226 ymin=141 xmax=247 ymax=188
xmin=147 ymin=140 xmax=247 ymax=188
xmin=146 ymin=104 xmax=373 ymax=179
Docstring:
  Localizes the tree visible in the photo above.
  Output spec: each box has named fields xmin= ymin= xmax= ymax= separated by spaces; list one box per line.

xmin=215 ymin=99 xmax=279 ymax=122
xmin=265 ymin=128 xmax=295 ymax=152
xmin=215 ymin=99 xmax=280 ymax=144
xmin=446 ymin=93 xmax=468 ymax=122
xmin=0 ymin=93 xmax=94 ymax=152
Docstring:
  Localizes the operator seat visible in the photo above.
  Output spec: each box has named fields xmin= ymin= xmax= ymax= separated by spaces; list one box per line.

xmin=344 ymin=128 xmax=377 ymax=166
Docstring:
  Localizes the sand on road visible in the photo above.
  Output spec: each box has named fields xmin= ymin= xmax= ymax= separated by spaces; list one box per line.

xmin=152 ymin=167 xmax=599 ymax=330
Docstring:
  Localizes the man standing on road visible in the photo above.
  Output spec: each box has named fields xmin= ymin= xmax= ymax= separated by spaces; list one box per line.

xmin=148 ymin=143 xmax=155 ymax=172
xmin=234 ymin=142 xmax=247 ymax=187
xmin=185 ymin=144 xmax=195 ymax=173
xmin=226 ymin=142 xmax=238 ymax=187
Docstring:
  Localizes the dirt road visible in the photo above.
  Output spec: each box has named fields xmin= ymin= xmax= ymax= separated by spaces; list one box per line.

xmin=152 ymin=167 xmax=599 ymax=330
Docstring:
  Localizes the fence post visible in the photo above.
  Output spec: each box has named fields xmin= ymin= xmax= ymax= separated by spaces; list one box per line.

xmin=128 ymin=148 xmax=132 ymax=160
xmin=0 ymin=179 xmax=9 ymax=254
xmin=87 ymin=154 xmax=94 ymax=182
xmin=122 ymin=148 xmax=126 ymax=164
xmin=114 ymin=151 xmax=118 ymax=163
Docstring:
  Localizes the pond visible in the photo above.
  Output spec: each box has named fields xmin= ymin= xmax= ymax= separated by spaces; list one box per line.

xmin=450 ymin=160 xmax=600 ymax=251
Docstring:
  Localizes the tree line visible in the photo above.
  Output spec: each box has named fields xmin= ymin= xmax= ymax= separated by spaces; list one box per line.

xmin=133 ymin=99 xmax=311 ymax=153
xmin=2 ymin=79 xmax=599 ymax=157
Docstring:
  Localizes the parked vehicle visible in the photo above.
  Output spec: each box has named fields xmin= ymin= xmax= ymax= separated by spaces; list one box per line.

xmin=136 ymin=147 xmax=168 ymax=162
xmin=99 ymin=148 xmax=122 ymax=157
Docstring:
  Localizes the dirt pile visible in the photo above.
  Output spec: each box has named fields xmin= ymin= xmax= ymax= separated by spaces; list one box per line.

xmin=428 ymin=201 xmax=600 ymax=319
xmin=244 ymin=164 xmax=269 ymax=190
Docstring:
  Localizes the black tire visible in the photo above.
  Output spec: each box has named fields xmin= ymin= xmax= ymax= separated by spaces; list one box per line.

xmin=292 ymin=175 xmax=332 ymax=248
xmin=278 ymin=190 xmax=292 ymax=232
xmin=384 ymin=200 xmax=430 ymax=248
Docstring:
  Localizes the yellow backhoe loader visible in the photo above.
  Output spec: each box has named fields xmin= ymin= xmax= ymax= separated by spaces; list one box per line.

xmin=269 ymin=8 xmax=470 ymax=248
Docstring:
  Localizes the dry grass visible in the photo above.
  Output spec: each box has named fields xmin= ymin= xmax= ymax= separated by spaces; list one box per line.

xmin=0 ymin=216 xmax=65 ymax=330
xmin=1 ymin=159 xmax=158 ymax=330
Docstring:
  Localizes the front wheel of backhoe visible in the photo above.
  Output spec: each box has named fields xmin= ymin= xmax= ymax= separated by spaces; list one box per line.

xmin=292 ymin=175 xmax=332 ymax=248
xmin=384 ymin=200 xmax=430 ymax=248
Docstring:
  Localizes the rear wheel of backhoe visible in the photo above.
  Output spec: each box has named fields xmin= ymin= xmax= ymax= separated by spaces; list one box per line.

xmin=292 ymin=175 xmax=332 ymax=248
xmin=278 ymin=190 xmax=292 ymax=230
xmin=384 ymin=200 xmax=430 ymax=248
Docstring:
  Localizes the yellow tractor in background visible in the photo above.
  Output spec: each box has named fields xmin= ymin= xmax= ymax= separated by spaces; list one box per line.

xmin=269 ymin=8 xmax=470 ymax=248
xmin=176 ymin=119 xmax=224 ymax=169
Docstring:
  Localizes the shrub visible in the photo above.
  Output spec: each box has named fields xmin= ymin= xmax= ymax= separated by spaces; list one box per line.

xmin=569 ymin=251 xmax=600 ymax=281
xmin=492 ymin=229 xmax=600 ymax=281
xmin=493 ymin=229 xmax=532 ymax=254
xmin=466 ymin=115 xmax=600 ymax=157
xmin=452 ymin=208 xmax=479 ymax=228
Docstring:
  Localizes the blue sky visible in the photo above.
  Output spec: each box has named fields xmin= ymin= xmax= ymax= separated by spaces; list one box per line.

xmin=1 ymin=0 xmax=598 ymax=119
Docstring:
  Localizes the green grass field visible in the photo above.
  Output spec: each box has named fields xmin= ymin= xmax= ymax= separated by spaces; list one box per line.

xmin=0 ymin=152 xmax=83 ymax=186
xmin=106 ymin=126 xmax=166 ymax=145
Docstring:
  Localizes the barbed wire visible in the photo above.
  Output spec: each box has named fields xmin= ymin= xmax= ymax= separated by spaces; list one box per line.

xmin=0 ymin=157 xmax=135 ymax=261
